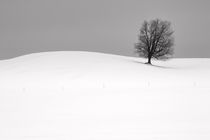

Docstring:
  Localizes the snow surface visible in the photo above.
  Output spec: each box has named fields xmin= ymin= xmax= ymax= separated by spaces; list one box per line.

xmin=0 ymin=51 xmax=210 ymax=140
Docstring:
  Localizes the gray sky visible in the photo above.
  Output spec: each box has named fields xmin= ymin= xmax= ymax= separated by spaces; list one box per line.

xmin=0 ymin=0 xmax=210 ymax=59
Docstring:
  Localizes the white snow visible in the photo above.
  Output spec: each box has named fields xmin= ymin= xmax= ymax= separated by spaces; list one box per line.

xmin=0 ymin=51 xmax=210 ymax=140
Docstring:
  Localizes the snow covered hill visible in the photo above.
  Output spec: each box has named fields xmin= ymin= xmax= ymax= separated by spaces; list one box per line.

xmin=0 ymin=51 xmax=210 ymax=140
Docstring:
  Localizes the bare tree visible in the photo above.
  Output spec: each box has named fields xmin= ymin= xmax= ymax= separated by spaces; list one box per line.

xmin=135 ymin=19 xmax=174 ymax=65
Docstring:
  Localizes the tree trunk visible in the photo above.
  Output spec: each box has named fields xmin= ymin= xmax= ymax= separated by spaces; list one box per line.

xmin=146 ymin=56 xmax=152 ymax=65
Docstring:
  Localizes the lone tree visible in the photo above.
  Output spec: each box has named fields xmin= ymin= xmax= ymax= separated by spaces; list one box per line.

xmin=135 ymin=19 xmax=174 ymax=65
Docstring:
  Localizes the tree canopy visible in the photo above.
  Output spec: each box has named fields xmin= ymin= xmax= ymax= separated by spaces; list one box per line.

xmin=135 ymin=19 xmax=174 ymax=64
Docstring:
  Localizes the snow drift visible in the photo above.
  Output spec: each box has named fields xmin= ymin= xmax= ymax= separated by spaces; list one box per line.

xmin=0 ymin=51 xmax=210 ymax=140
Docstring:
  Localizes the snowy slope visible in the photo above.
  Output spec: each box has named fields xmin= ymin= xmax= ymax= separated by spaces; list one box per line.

xmin=0 ymin=51 xmax=210 ymax=140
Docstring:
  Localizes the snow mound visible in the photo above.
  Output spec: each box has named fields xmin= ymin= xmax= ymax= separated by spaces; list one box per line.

xmin=0 ymin=51 xmax=209 ymax=89
xmin=0 ymin=51 xmax=210 ymax=140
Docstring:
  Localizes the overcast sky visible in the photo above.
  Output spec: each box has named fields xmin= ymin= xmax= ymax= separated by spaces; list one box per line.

xmin=0 ymin=0 xmax=210 ymax=59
